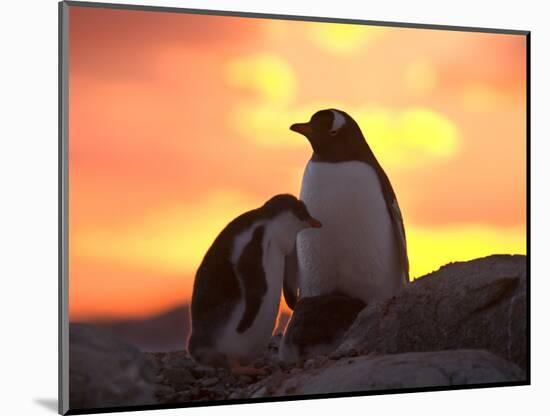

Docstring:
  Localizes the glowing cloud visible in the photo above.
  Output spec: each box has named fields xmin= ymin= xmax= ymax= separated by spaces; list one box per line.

xmin=404 ymin=60 xmax=438 ymax=95
xmin=356 ymin=107 xmax=459 ymax=168
xmin=461 ymin=83 xmax=509 ymax=112
xmin=225 ymin=53 xmax=297 ymax=104
xmin=307 ymin=22 xmax=383 ymax=54
xmin=228 ymin=102 xmax=332 ymax=148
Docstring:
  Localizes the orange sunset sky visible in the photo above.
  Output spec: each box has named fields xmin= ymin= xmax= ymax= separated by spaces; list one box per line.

xmin=68 ymin=5 xmax=527 ymax=321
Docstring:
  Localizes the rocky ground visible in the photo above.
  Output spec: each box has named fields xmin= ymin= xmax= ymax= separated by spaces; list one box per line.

xmin=68 ymin=254 xmax=528 ymax=411
xmin=146 ymin=336 xmax=284 ymax=403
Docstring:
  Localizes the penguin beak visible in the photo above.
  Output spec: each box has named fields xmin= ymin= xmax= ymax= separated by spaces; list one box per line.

xmin=308 ymin=217 xmax=322 ymax=228
xmin=290 ymin=122 xmax=313 ymax=137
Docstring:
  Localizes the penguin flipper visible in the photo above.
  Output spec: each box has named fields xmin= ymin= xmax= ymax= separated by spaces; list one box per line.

xmin=283 ymin=245 xmax=299 ymax=310
xmin=374 ymin=167 xmax=410 ymax=284
xmin=235 ymin=226 xmax=268 ymax=333
xmin=390 ymin=197 xmax=409 ymax=282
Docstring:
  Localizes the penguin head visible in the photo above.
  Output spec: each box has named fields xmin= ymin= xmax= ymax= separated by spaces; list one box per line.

xmin=262 ymin=194 xmax=322 ymax=253
xmin=263 ymin=194 xmax=322 ymax=229
xmin=290 ymin=109 xmax=367 ymax=161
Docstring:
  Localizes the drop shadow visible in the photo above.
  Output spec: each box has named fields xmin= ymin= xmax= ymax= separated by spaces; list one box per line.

xmin=34 ymin=398 xmax=58 ymax=413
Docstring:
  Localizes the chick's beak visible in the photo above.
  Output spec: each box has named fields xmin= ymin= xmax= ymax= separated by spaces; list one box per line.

xmin=290 ymin=122 xmax=313 ymax=136
xmin=308 ymin=217 xmax=322 ymax=228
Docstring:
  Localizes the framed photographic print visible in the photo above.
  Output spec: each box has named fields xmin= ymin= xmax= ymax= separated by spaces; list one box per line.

xmin=59 ymin=1 xmax=530 ymax=414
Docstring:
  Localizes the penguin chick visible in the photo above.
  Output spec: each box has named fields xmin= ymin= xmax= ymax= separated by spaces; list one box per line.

xmin=279 ymin=291 xmax=365 ymax=363
xmin=188 ymin=194 xmax=321 ymax=375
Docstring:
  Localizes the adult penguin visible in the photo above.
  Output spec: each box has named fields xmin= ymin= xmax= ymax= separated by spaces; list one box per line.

xmin=283 ymin=109 xmax=409 ymax=309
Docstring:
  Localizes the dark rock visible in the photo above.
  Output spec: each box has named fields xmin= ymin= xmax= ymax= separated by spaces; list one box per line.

xmin=238 ymin=375 xmax=253 ymax=384
xmin=194 ymin=388 xmax=211 ymax=400
xmin=228 ymin=390 xmax=243 ymax=400
xmin=201 ymin=377 xmax=219 ymax=387
xmin=160 ymin=351 xmax=193 ymax=369
xmin=226 ymin=375 xmax=238 ymax=384
xmin=304 ymin=358 xmax=319 ymax=370
xmin=347 ymin=349 xmax=358 ymax=357
xmin=189 ymin=364 xmax=217 ymax=379
xmin=337 ymin=255 xmax=527 ymax=370
xmin=162 ymin=367 xmax=194 ymax=387
xmin=69 ymin=324 xmax=158 ymax=409
xmin=173 ymin=391 xmax=193 ymax=402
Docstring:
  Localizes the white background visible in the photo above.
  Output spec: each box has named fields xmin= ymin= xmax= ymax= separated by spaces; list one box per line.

xmin=1 ymin=0 xmax=548 ymax=414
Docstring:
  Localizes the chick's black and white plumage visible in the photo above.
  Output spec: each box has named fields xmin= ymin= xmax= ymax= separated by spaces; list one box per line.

xmin=284 ymin=109 xmax=409 ymax=309
xmin=187 ymin=194 xmax=321 ymax=371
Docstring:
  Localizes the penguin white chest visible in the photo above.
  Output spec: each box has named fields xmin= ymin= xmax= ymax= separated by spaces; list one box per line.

xmin=297 ymin=161 xmax=401 ymax=302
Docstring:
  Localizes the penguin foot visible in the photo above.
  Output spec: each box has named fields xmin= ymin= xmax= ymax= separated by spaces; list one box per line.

xmin=229 ymin=359 xmax=266 ymax=376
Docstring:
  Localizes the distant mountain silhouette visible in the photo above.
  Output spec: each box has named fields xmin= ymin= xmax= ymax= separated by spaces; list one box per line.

xmin=87 ymin=305 xmax=191 ymax=352
xmin=83 ymin=304 xmax=290 ymax=352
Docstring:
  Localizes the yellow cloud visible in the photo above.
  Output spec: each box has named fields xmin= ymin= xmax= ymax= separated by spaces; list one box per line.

xmin=262 ymin=20 xmax=291 ymax=42
xmin=461 ymin=83 xmax=508 ymax=112
xmin=72 ymin=190 xmax=261 ymax=275
xmin=307 ymin=22 xmax=383 ymax=54
xmin=225 ymin=53 xmax=297 ymax=104
xmin=407 ymin=224 xmax=526 ymax=279
xmin=228 ymin=102 xmax=332 ymax=148
xmin=404 ymin=60 xmax=438 ymax=95
xmin=356 ymin=107 xmax=459 ymax=167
